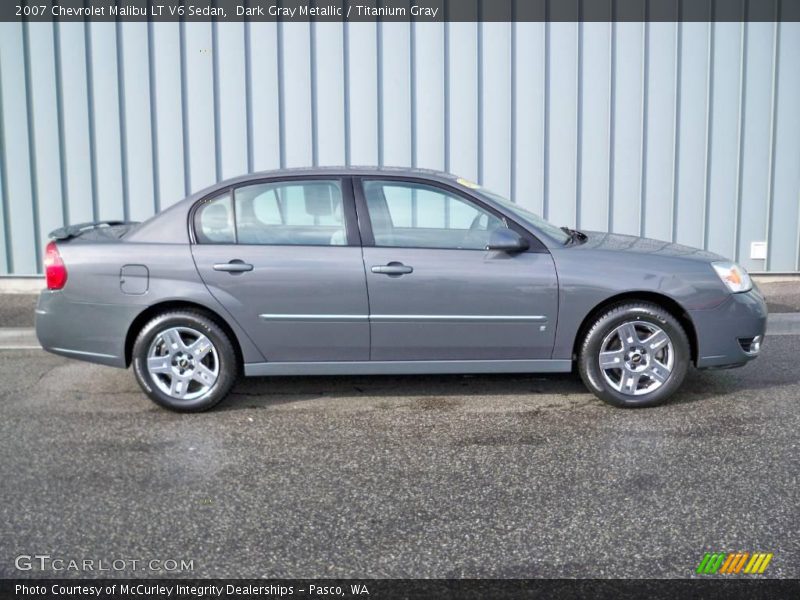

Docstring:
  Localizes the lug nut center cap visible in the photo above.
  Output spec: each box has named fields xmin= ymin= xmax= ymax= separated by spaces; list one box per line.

xmin=625 ymin=348 xmax=649 ymax=370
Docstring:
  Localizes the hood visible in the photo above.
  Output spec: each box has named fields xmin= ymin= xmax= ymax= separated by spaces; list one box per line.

xmin=578 ymin=231 xmax=725 ymax=263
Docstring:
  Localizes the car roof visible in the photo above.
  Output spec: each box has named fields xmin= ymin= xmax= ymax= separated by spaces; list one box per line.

xmin=205 ymin=166 xmax=461 ymax=191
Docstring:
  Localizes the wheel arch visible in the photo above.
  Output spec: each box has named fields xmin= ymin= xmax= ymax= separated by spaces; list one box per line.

xmin=125 ymin=300 xmax=244 ymax=371
xmin=572 ymin=291 xmax=698 ymax=365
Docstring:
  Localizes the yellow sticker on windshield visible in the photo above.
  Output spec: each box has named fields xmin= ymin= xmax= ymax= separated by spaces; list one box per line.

xmin=456 ymin=177 xmax=481 ymax=189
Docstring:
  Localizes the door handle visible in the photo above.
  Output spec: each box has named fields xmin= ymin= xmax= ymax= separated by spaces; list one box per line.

xmin=371 ymin=262 xmax=413 ymax=276
xmin=213 ymin=260 xmax=254 ymax=273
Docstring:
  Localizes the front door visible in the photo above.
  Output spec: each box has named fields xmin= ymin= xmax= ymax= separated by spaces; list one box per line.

xmin=191 ymin=177 xmax=370 ymax=362
xmin=355 ymin=178 xmax=558 ymax=361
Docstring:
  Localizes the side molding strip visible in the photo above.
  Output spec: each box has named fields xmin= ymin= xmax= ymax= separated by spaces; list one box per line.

xmin=258 ymin=314 xmax=368 ymax=321
xmin=50 ymin=347 xmax=119 ymax=360
xmin=259 ymin=314 xmax=548 ymax=322
xmin=370 ymin=314 xmax=548 ymax=322
xmin=244 ymin=359 xmax=572 ymax=377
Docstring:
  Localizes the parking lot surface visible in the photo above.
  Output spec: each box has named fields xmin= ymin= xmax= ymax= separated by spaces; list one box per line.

xmin=1 ymin=332 xmax=798 ymax=578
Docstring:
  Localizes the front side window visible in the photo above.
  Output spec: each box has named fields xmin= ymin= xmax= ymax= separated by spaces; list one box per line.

xmin=234 ymin=180 xmax=347 ymax=246
xmin=363 ymin=180 xmax=507 ymax=250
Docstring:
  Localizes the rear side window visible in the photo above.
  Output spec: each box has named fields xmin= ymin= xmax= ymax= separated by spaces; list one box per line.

xmin=234 ymin=180 xmax=347 ymax=246
xmin=195 ymin=194 xmax=235 ymax=244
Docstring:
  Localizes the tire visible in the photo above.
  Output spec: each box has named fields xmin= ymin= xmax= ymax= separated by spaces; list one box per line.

xmin=132 ymin=310 xmax=239 ymax=412
xmin=578 ymin=302 xmax=690 ymax=408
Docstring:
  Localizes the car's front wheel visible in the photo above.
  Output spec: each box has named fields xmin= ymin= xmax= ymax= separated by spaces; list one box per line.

xmin=578 ymin=302 xmax=690 ymax=408
xmin=132 ymin=310 xmax=239 ymax=412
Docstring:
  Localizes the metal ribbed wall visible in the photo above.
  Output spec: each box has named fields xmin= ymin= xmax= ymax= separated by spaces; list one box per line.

xmin=1 ymin=20 xmax=799 ymax=274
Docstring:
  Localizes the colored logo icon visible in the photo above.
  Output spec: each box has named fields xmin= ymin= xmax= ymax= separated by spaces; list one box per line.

xmin=696 ymin=552 xmax=773 ymax=574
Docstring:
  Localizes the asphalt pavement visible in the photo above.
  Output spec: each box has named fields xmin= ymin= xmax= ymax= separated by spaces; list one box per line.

xmin=1 ymin=283 xmax=798 ymax=579
xmin=0 ymin=332 xmax=798 ymax=578
xmin=0 ymin=294 xmax=37 ymax=327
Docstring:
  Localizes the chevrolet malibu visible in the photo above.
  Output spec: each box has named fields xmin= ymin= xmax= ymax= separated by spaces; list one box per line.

xmin=35 ymin=168 xmax=767 ymax=411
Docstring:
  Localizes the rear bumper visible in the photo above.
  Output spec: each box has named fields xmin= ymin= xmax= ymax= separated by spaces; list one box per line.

xmin=690 ymin=288 xmax=768 ymax=369
xmin=35 ymin=291 xmax=138 ymax=368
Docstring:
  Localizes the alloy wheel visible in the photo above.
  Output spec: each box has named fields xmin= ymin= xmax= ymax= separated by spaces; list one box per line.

xmin=146 ymin=326 xmax=220 ymax=400
xmin=598 ymin=320 xmax=675 ymax=396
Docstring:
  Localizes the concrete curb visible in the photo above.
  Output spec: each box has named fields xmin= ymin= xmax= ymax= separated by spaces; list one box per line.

xmin=0 ymin=327 xmax=40 ymax=349
xmin=0 ymin=278 xmax=44 ymax=294
xmin=753 ymin=274 xmax=800 ymax=283
xmin=2 ymin=314 xmax=798 ymax=350
xmin=766 ymin=313 xmax=800 ymax=336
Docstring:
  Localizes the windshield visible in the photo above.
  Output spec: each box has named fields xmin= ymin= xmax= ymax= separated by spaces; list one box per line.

xmin=465 ymin=183 xmax=572 ymax=244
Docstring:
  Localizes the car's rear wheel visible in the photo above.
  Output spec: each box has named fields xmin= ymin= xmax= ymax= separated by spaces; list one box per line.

xmin=132 ymin=310 xmax=238 ymax=412
xmin=578 ymin=302 xmax=690 ymax=408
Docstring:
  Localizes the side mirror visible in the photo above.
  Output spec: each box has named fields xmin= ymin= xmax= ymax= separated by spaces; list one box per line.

xmin=485 ymin=228 xmax=530 ymax=253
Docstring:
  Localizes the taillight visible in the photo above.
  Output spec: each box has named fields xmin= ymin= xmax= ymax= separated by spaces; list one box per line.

xmin=44 ymin=241 xmax=68 ymax=290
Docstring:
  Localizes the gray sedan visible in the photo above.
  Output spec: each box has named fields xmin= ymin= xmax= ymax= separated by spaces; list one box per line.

xmin=35 ymin=168 xmax=767 ymax=411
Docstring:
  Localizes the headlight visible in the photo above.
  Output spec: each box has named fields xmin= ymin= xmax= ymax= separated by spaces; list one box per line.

xmin=712 ymin=261 xmax=752 ymax=293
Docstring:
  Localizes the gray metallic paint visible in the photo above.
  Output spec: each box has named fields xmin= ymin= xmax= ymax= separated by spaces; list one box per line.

xmin=546 ymin=231 xmax=765 ymax=367
xmin=192 ymin=245 xmax=371 ymax=362
xmin=35 ymin=167 xmax=767 ymax=378
xmin=36 ymin=241 xmax=266 ymax=366
xmin=688 ymin=289 xmax=768 ymax=368
xmin=362 ymin=247 xmax=558 ymax=361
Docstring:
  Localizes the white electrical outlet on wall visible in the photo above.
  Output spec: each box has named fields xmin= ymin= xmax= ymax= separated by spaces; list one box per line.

xmin=750 ymin=241 xmax=767 ymax=260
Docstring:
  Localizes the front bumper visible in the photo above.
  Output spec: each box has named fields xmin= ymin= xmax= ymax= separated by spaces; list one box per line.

xmin=690 ymin=288 xmax=768 ymax=369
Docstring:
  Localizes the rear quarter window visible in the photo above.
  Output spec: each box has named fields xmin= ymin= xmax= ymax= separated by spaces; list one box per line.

xmin=195 ymin=194 xmax=235 ymax=244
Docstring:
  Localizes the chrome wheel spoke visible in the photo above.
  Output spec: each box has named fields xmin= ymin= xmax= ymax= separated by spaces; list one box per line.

xmin=621 ymin=371 xmax=642 ymax=394
xmin=646 ymin=362 xmax=671 ymax=384
xmin=169 ymin=375 xmax=189 ymax=398
xmin=147 ymin=356 xmax=172 ymax=375
xmin=599 ymin=349 xmax=625 ymax=369
xmin=644 ymin=330 xmax=670 ymax=352
xmin=618 ymin=323 xmax=640 ymax=350
xmin=191 ymin=363 xmax=217 ymax=387
xmin=188 ymin=334 xmax=214 ymax=360
xmin=642 ymin=366 xmax=669 ymax=384
xmin=161 ymin=328 xmax=186 ymax=352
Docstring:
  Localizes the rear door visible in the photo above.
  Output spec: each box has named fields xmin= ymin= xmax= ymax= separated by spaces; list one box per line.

xmin=191 ymin=177 xmax=370 ymax=362
xmin=355 ymin=177 xmax=559 ymax=361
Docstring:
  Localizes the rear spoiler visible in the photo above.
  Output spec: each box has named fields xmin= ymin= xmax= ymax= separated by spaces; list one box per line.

xmin=49 ymin=221 xmax=139 ymax=241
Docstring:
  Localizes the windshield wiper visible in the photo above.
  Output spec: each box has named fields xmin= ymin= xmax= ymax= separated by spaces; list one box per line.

xmin=560 ymin=226 xmax=587 ymax=245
